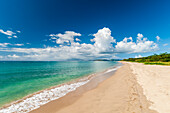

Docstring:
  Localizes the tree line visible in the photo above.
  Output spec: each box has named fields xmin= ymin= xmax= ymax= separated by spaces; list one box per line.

xmin=122 ymin=52 xmax=170 ymax=62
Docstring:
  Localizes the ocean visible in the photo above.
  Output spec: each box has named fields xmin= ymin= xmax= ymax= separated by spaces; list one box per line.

xmin=0 ymin=61 xmax=120 ymax=112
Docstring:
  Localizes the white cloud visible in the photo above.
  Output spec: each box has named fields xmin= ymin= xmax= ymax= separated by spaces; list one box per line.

xmin=13 ymin=35 xmax=18 ymax=38
xmin=0 ymin=29 xmax=16 ymax=36
xmin=163 ymin=43 xmax=168 ymax=46
xmin=0 ymin=43 xmax=114 ymax=61
xmin=7 ymin=54 xmax=20 ymax=58
xmin=91 ymin=27 xmax=116 ymax=52
xmin=156 ymin=36 xmax=160 ymax=41
xmin=137 ymin=33 xmax=144 ymax=41
xmin=135 ymin=55 xmax=143 ymax=58
xmin=115 ymin=34 xmax=158 ymax=53
xmin=14 ymin=44 xmax=24 ymax=46
xmin=0 ymin=43 xmax=11 ymax=47
xmin=0 ymin=28 xmax=159 ymax=61
xmin=49 ymin=31 xmax=81 ymax=45
xmin=0 ymin=43 xmax=24 ymax=47
xmin=0 ymin=56 xmax=3 ymax=59
xmin=0 ymin=28 xmax=20 ymax=39
xmin=75 ymin=38 xmax=81 ymax=41
xmin=17 ymin=30 xmax=21 ymax=33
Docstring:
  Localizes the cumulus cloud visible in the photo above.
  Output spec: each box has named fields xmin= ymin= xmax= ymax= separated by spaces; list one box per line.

xmin=0 ymin=27 xmax=117 ymax=60
xmin=49 ymin=31 xmax=81 ymax=45
xmin=156 ymin=36 xmax=160 ymax=41
xmin=0 ymin=27 xmax=159 ymax=61
xmin=115 ymin=34 xmax=158 ymax=53
xmin=91 ymin=27 xmax=116 ymax=52
xmin=0 ymin=28 xmax=20 ymax=38
xmin=137 ymin=33 xmax=144 ymax=41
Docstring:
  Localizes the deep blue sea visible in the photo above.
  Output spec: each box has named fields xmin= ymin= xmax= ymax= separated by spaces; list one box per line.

xmin=0 ymin=61 xmax=119 ymax=107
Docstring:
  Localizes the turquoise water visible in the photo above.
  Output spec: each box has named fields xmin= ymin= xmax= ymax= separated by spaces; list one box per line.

xmin=0 ymin=61 xmax=118 ymax=107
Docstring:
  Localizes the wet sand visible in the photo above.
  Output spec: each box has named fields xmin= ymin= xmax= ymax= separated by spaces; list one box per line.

xmin=31 ymin=62 xmax=158 ymax=113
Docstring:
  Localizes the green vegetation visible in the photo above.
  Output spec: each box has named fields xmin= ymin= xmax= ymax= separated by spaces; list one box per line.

xmin=122 ymin=52 xmax=170 ymax=65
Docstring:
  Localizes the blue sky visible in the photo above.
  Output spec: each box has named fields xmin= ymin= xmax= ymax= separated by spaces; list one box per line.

xmin=0 ymin=0 xmax=169 ymax=61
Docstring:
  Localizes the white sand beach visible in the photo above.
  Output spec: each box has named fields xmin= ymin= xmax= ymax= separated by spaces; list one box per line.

xmin=130 ymin=62 xmax=170 ymax=113
xmin=31 ymin=62 xmax=170 ymax=113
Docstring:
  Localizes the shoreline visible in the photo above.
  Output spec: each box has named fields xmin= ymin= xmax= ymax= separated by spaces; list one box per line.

xmin=31 ymin=62 xmax=158 ymax=113
xmin=2 ymin=62 xmax=169 ymax=113
xmin=0 ymin=63 xmax=122 ymax=113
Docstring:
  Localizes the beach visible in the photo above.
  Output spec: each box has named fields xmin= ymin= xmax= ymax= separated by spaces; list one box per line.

xmin=130 ymin=62 xmax=170 ymax=113
xmin=30 ymin=62 xmax=170 ymax=113
xmin=0 ymin=0 xmax=169 ymax=112
xmin=1 ymin=62 xmax=170 ymax=113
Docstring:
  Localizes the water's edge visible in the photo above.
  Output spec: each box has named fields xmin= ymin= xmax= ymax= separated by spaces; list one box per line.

xmin=0 ymin=63 xmax=122 ymax=113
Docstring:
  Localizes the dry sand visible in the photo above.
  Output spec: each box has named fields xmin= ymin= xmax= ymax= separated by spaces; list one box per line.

xmin=31 ymin=62 xmax=160 ymax=113
xmin=130 ymin=62 xmax=170 ymax=113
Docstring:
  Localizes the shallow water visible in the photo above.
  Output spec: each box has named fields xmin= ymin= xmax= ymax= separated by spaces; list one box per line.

xmin=0 ymin=61 xmax=119 ymax=107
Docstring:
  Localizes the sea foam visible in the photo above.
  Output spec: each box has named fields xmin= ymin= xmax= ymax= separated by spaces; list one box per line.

xmin=0 ymin=80 xmax=89 ymax=113
xmin=105 ymin=66 xmax=121 ymax=73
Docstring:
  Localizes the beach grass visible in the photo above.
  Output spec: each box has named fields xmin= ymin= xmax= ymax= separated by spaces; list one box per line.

xmin=123 ymin=61 xmax=170 ymax=66
xmin=143 ymin=62 xmax=170 ymax=65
